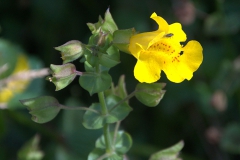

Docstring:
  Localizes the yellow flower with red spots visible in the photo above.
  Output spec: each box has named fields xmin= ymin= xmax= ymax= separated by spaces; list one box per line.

xmin=129 ymin=12 xmax=203 ymax=83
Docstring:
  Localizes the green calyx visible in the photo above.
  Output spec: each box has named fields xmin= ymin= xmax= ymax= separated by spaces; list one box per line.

xmin=48 ymin=63 xmax=78 ymax=91
xmin=55 ymin=40 xmax=84 ymax=64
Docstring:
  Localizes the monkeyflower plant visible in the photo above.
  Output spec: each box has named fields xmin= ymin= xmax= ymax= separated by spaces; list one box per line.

xmin=20 ymin=9 xmax=203 ymax=160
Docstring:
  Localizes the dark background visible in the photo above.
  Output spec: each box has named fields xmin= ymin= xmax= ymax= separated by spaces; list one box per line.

xmin=1 ymin=0 xmax=240 ymax=159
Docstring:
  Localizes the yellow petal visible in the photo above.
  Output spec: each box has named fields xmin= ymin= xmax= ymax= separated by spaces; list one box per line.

xmin=162 ymin=62 xmax=185 ymax=83
xmin=162 ymin=40 xmax=203 ymax=83
xmin=147 ymin=32 xmax=165 ymax=49
xmin=0 ymin=88 xmax=13 ymax=102
xmin=134 ymin=51 xmax=161 ymax=83
xmin=181 ymin=40 xmax=203 ymax=72
xmin=129 ymin=32 xmax=159 ymax=57
xmin=13 ymin=54 xmax=29 ymax=73
xmin=168 ymin=23 xmax=187 ymax=42
xmin=150 ymin=12 xmax=169 ymax=33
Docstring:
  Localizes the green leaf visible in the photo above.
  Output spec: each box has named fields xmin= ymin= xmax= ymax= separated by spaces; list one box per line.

xmin=105 ymin=95 xmax=132 ymax=123
xmin=149 ymin=141 xmax=184 ymax=160
xmin=105 ymin=75 xmax=128 ymax=102
xmin=87 ymin=16 xmax=104 ymax=34
xmin=99 ymin=46 xmax=120 ymax=68
xmin=135 ymin=83 xmax=166 ymax=107
xmin=20 ymin=96 xmax=61 ymax=123
xmin=82 ymin=95 xmax=132 ymax=129
xmin=96 ymin=131 xmax=132 ymax=154
xmin=220 ymin=123 xmax=240 ymax=154
xmin=84 ymin=48 xmax=99 ymax=67
xmin=113 ymin=28 xmax=136 ymax=54
xmin=88 ymin=148 xmax=123 ymax=160
xmin=84 ymin=61 xmax=95 ymax=72
xmin=79 ymin=71 xmax=112 ymax=95
xmin=82 ymin=103 xmax=103 ymax=129
xmin=101 ymin=8 xmax=118 ymax=34
xmin=18 ymin=135 xmax=44 ymax=160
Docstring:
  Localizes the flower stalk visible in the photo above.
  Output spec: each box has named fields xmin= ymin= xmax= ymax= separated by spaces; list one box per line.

xmin=98 ymin=91 xmax=112 ymax=153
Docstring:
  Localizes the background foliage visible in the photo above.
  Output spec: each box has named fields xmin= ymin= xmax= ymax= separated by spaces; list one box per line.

xmin=1 ymin=0 xmax=240 ymax=159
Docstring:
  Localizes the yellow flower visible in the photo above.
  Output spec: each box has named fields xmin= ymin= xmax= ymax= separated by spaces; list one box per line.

xmin=0 ymin=54 xmax=30 ymax=103
xmin=129 ymin=12 xmax=203 ymax=83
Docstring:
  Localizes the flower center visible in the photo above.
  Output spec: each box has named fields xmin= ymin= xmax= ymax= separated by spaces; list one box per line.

xmin=147 ymin=39 xmax=182 ymax=64
xmin=148 ymin=39 xmax=179 ymax=56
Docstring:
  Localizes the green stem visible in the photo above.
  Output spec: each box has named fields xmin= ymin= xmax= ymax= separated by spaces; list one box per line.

xmin=98 ymin=91 xmax=112 ymax=153
xmin=59 ymin=105 xmax=99 ymax=114
xmin=109 ymin=91 xmax=136 ymax=112
xmin=98 ymin=92 xmax=108 ymax=115
xmin=113 ymin=121 xmax=121 ymax=145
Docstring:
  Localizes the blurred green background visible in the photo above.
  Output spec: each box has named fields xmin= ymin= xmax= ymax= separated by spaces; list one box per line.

xmin=1 ymin=0 xmax=240 ymax=159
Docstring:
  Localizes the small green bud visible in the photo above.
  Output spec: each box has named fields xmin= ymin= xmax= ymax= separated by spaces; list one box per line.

xmin=55 ymin=40 xmax=84 ymax=64
xmin=113 ymin=28 xmax=136 ymax=54
xmin=48 ymin=63 xmax=78 ymax=91
xmin=20 ymin=96 xmax=61 ymax=123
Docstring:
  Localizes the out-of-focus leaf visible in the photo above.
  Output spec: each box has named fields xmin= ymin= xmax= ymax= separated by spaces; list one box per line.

xmin=17 ymin=135 xmax=44 ymax=160
xmin=88 ymin=148 xmax=123 ymax=160
xmin=20 ymin=96 xmax=61 ymax=123
xmin=96 ymin=131 xmax=132 ymax=154
xmin=149 ymin=141 xmax=184 ymax=160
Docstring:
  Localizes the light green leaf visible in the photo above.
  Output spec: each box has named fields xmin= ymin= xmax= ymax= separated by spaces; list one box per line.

xmin=101 ymin=8 xmax=118 ymax=34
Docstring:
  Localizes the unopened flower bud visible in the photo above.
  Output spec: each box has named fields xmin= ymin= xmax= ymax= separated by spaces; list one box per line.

xmin=47 ymin=63 xmax=79 ymax=91
xmin=55 ymin=40 xmax=84 ymax=64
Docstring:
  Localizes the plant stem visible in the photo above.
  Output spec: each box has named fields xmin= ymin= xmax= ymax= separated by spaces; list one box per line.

xmin=109 ymin=91 xmax=136 ymax=112
xmin=98 ymin=91 xmax=112 ymax=153
xmin=59 ymin=105 xmax=99 ymax=114
xmin=113 ymin=121 xmax=121 ymax=145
